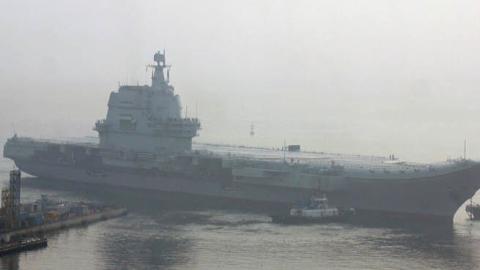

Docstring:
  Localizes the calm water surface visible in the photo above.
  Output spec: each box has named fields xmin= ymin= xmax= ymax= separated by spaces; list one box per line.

xmin=1 ymin=159 xmax=480 ymax=270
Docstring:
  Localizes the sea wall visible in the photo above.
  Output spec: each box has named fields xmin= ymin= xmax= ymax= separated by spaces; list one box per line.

xmin=0 ymin=208 xmax=127 ymax=242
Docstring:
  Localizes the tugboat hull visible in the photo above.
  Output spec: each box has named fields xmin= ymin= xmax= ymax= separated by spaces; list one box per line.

xmin=270 ymin=215 xmax=351 ymax=224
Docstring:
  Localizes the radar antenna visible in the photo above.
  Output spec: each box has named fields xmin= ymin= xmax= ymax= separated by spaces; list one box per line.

xmin=146 ymin=50 xmax=172 ymax=90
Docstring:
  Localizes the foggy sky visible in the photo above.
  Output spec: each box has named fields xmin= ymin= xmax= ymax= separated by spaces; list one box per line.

xmin=1 ymin=0 xmax=479 ymax=162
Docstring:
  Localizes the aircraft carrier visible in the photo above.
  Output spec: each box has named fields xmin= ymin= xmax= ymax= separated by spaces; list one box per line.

xmin=4 ymin=51 xmax=480 ymax=224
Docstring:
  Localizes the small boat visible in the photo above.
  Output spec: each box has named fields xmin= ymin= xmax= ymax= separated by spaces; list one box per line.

xmin=0 ymin=237 xmax=48 ymax=256
xmin=271 ymin=195 xmax=355 ymax=224
xmin=466 ymin=199 xmax=480 ymax=220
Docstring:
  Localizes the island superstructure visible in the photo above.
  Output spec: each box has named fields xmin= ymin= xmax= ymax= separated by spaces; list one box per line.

xmin=4 ymin=51 xmax=480 ymax=224
xmin=95 ymin=51 xmax=200 ymax=155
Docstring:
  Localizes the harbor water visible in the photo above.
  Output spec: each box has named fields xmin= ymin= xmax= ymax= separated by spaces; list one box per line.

xmin=2 ymin=158 xmax=480 ymax=270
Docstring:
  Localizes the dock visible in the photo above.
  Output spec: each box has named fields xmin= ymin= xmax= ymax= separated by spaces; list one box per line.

xmin=0 ymin=169 xmax=127 ymax=255
xmin=2 ymin=207 xmax=127 ymax=240
xmin=0 ymin=237 xmax=47 ymax=256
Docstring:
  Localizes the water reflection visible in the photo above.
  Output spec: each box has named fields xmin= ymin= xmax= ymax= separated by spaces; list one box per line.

xmin=1 ymin=255 xmax=19 ymax=270
xmin=355 ymin=226 xmax=476 ymax=269
xmin=98 ymin=222 xmax=192 ymax=270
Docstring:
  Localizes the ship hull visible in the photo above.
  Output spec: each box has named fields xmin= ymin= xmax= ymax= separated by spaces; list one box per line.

xmin=12 ymin=159 xmax=480 ymax=224
xmin=270 ymin=215 xmax=351 ymax=224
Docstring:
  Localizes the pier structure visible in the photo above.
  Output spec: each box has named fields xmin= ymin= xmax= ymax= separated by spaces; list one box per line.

xmin=0 ymin=170 xmax=21 ymax=242
xmin=1 ymin=170 xmax=21 ymax=231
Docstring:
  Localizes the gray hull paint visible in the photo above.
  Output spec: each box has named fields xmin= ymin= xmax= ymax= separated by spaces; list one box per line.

xmin=14 ymin=160 xmax=480 ymax=222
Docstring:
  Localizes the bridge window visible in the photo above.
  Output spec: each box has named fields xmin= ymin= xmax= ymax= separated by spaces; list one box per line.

xmin=119 ymin=115 xmax=136 ymax=130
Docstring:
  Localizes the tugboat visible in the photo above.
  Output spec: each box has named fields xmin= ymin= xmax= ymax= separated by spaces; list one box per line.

xmin=270 ymin=195 xmax=355 ymax=224
xmin=466 ymin=199 xmax=480 ymax=220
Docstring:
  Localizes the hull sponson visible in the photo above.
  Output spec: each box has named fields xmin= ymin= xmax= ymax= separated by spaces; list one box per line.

xmin=12 ymin=159 xmax=480 ymax=223
xmin=13 ymin=160 xmax=310 ymax=204
xmin=340 ymin=165 xmax=480 ymax=218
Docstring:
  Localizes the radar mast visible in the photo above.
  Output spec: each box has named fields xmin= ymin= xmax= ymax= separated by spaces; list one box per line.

xmin=149 ymin=50 xmax=171 ymax=90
